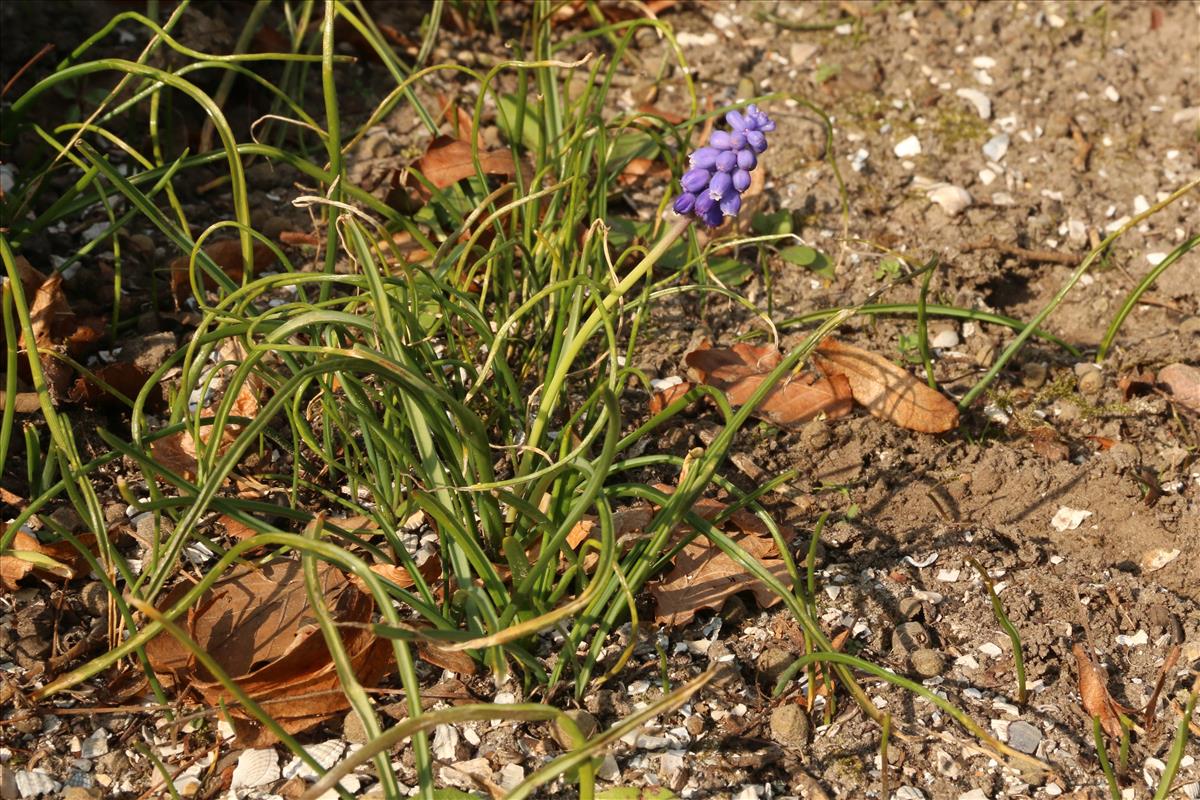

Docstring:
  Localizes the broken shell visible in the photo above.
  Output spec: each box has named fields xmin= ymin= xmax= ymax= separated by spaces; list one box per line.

xmin=955 ymin=87 xmax=992 ymax=119
xmin=928 ymin=184 xmax=973 ymax=216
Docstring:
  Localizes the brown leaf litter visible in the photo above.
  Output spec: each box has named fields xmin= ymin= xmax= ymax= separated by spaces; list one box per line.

xmin=144 ymin=559 xmax=393 ymax=746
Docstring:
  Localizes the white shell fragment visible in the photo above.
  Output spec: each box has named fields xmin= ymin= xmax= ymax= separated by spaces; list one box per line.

xmin=894 ymin=135 xmax=922 ymax=158
xmin=1141 ymin=548 xmax=1180 ymax=571
xmin=956 ymin=88 xmax=992 ymax=119
xmin=283 ymin=739 xmax=347 ymax=781
xmin=982 ymin=133 xmax=1010 ymax=162
xmin=15 ymin=770 xmax=61 ymax=799
xmin=904 ymin=552 xmax=938 ymax=568
xmin=930 ymin=328 xmax=961 ymax=349
xmin=230 ymin=748 xmax=280 ymax=790
xmin=928 ymin=184 xmax=973 ymax=216
xmin=1050 ymin=507 xmax=1092 ymax=532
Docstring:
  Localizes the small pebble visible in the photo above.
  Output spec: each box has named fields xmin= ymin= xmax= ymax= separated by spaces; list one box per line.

xmin=928 ymin=184 xmax=972 ymax=215
xmin=757 ymin=646 xmax=795 ymax=689
xmin=894 ymin=135 xmax=922 ymax=158
xmin=1074 ymin=363 xmax=1103 ymax=395
xmin=1006 ymin=720 xmax=1042 ymax=754
xmin=551 ymin=709 xmax=598 ymax=749
xmin=1021 ymin=362 xmax=1048 ymax=388
xmin=930 ymin=328 xmax=960 ymax=349
xmin=1104 ymin=85 xmax=1120 ymax=103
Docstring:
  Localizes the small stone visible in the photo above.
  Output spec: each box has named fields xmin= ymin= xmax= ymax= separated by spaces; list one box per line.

xmin=955 ymin=88 xmax=991 ymax=119
xmin=898 ymin=597 xmax=926 ymax=620
xmin=893 ymin=135 xmax=922 ymax=158
xmin=958 ymin=790 xmax=990 ymax=800
xmin=928 ymin=184 xmax=972 ymax=216
xmin=769 ymin=704 xmax=811 ymax=750
xmin=1021 ymin=362 xmax=1048 ymax=388
xmin=62 ymin=788 xmax=104 ymax=800
xmin=929 ymin=327 xmax=960 ymax=349
xmin=1075 ymin=363 xmax=1103 ymax=395
xmin=498 ymin=763 xmax=524 ymax=790
xmin=979 ymin=168 xmax=996 ymax=185
xmin=982 ymin=133 xmax=1010 ymax=162
xmin=1141 ymin=548 xmax=1180 ymax=572
xmin=910 ymin=648 xmax=947 ymax=678
xmin=978 ymin=641 xmax=1003 ymax=658
xmin=894 ymin=788 xmax=927 ymax=800
xmin=757 ymin=647 xmax=795 ymax=689
xmin=1104 ymin=85 xmax=1120 ymax=103
xmin=343 ymin=710 xmax=368 ymax=744
xmin=971 ymin=56 xmax=996 ymax=69
xmin=596 ymin=753 xmax=621 ymax=781
xmin=891 ymin=622 xmax=931 ymax=655
xmin=1067 ymin=219 xmax=1088 ymax=247
xmin=79 ymin=582 xmax=108 ymax=617
xmin=1006 ymin=720 xmax=1042 ymax=754
xmin=551 ymin=709 xmax=598 ymax=749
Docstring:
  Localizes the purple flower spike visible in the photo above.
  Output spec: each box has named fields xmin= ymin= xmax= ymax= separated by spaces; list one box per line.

xmin=671 ymin=104 xmax=775 ymax=227
xmin=680 ymin=168 xmax=711 ymax=193
xmin=690 ymin=147 xmax=721 ymax=170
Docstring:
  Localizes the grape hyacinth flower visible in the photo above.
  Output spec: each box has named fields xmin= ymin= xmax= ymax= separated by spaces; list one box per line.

xmin=673 ymin=104 xmax=776 ymax=227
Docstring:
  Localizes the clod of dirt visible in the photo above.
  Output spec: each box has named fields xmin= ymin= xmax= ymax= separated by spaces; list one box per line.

xmin=756 ymin=646 xmax=795 ymax=689
xmin=550 ymin=708 xmax=598 ymax=749
xmin=768 ymin=703 xmax=811 ymax=751
xmin=909 ymin=647 xmax=946 ymax=678
xmin=1074 ymin=363 xmax=1104 ymax=396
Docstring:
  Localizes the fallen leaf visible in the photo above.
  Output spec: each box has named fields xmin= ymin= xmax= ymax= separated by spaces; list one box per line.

xmin=617 ymin=157 xmax=672 ymax=187
xmin=685 ymin=341 xmax=852 ymax=426
xmin=170 ymin=239 xmax=276 ymax=307
xmin=404 ymin=135 xmax=519 ymax=201
xmin=0 ymin=391 xmax=41 ymax=413
xmin=1072 ymin=642 xmax=1125 ymax=739
xmin=649 ymin=380 xmax=693 ymax=414
xmin=1157 ymin=363 xmax=1200 ymax=414
xmin=417 ymin=641 xmax=476 ymax=676
xmin=144 ymin=559 xmax=392 ymax=745
xmin=813 ymin=338 xmax=959 ymax=433
xmin=68 ymin=361 xmax=163 ymax=410
xmin=649 ymin=491 xmax=794 ymax=626
xmin=1 ymin=531 xmax=95 ymax=591
xmin=150 ymin=340 xmax=265 ymax=480
xmin=1118 ymin=370 xmax=1156 ymax=400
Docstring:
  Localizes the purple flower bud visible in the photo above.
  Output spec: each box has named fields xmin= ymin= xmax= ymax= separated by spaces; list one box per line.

xmin=689 ymin=147 xmax=721 ymax=170
xmin=708 ymin=171 xmax=733 ymax=199
xmin=694 ymin=193 xmax=717 ymax=217
xmin=728 ymin=131 xmax=747 ymax=150
xmin=720 ymin=192 xmax=741 ymax=217
xmin=715 ymin=150 xmax=738 ymax=172
xmin=737 ymin=149 xmax=757 ymax=170
xmin=709 ymin=130 xmax=733 ymax=150
xmin=673 ymin=193 xmax=697 ymax=214
xmin=700 ymin=203 xmax=724 ymax=227
xmin=680 ymin=168 xmax=711 ymax=193
xmin=726 ymin=109 xmax=746 ymax=130
xmin=746 ymin=130 xmax=767 ymax=153
xmin=732 ymin=169 xmax=751 ymax=192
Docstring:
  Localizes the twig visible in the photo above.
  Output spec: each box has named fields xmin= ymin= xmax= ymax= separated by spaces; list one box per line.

xmin=1070 ymin=118 xmax=1093 ymax=173
xmin=963 ymin=236 xmax=1082 ymax=265
xmin=1 ymin=43 xmax=55 ymax=98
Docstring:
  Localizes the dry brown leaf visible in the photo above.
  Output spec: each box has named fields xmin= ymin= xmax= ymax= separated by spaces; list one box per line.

xmin=150 ymin=340 xmax=265 ymax=480
xmin=648 ymin=489 xmax=794 ymax=626
xmin=617 ymin=157 xmax=672 ymax=187
xmin=1157 ymin=362 xmax=1200 ymax=414
xmin=0 ymin=391 xmax=41 ymax=413
xmin=1 ymin=531 xmax=95 ymax=591
xmin=685 ymin=341 xmax=853 ymax=426
xmin=405 ymin=135 xmax=518 ymax=201
xmin=648 ymin=380 xmax=693 ymax=415
xmin=144 ymin=559 xmax=392 ymax=745
xmin=170 ymin=239 xmax=276 ymax=307
xmin=813 ymin=338 xmax=959 ymax=433
xmin=1072 ymin=642 xmax=1124 ymax=739
xmin=68 ymin=360 xmax=164 ymax=410
xmin=417 ymin=641 xmax=477 ymax=676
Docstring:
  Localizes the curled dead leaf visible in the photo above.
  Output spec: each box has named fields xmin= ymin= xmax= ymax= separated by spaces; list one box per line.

xmin=814 ymin=338 xmax=959 ymax=433
xmin=684 ymin=341 xmax=852 ymax=426
xmin=1072 ymin=642 xmax=1125 ymax=739
xmin=649 ymin=380 xmax=693 ymax=414
xmin=68 ymin=360 xmax=164 ymax=411
xmin=144 ymin=559 xmax=392 ymax=745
